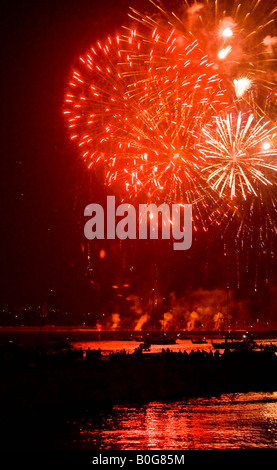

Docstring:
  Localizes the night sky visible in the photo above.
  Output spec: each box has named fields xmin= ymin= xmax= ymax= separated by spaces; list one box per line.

xmin=1 ymin=0 xmax=133 ymax=308
xmin=1 ymin=0 xmax=277 ymax=327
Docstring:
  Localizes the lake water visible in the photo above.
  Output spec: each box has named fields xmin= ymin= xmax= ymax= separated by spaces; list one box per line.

xmin=63 ymin=391 xmax=277 ymax=450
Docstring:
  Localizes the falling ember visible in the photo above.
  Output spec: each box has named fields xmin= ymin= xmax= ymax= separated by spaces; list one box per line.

xmin=99 ymin=249 xmax=106 ymax=259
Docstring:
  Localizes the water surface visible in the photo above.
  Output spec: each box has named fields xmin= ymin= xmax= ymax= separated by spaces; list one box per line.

xmin=64 ymin=391 xmax=277 ymax=450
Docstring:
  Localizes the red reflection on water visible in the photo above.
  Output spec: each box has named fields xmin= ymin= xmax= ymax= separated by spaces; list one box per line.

xmin=140 ymin=402 xmax=217 ymax=449
xmin=74 ymin=392 xmax=277 ymax=450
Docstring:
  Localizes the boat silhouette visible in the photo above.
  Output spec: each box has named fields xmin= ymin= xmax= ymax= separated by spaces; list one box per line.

xmin=212 ymin=334 xmax=257 ymax=350
xmin=139 ymin=334 xmax=176 ymax=346
xmin=191 ymin=338 xmax=208 ymax=344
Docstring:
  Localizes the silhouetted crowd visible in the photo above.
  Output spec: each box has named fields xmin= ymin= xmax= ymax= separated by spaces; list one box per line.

xmin=0 ymin=339 xmax=276 ymax=370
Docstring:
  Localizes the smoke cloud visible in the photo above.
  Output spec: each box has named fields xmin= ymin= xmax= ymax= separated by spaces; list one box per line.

xmin=94 ymin=287 xmax=254 ymax=331
xmin=135 ymin=313 xmax=149 ymax=331
xmin=263 ymin=36 xmax=277 ymax=54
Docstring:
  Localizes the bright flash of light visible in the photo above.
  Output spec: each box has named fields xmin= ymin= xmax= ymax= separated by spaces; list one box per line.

xmin=234 ymin=78 xmax=252 ymax=98
xmin=222 ymin=27 xmax=233 ymax=38
xmin=263 ymin=142 xmax=271 ymax=150
xmin=218 ymin=46 xmax=232 ymax=60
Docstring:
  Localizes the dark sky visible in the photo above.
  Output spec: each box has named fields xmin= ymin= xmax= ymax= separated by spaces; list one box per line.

xmin=1 ymin=0 xmax=277 ymax=324
xmin=1 ymin=0 xmax=135 ymax=308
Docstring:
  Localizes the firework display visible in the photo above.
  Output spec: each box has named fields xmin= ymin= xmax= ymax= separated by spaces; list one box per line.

xmin=64 ymin=30 xmax=230 ymax=219
xmin=144 ymin=0 xmax=277 ymax=108
xmin=64 ymin=0 xmax=277 ymax=250
xmin=198 ymin=110 xmax=277 ymax=199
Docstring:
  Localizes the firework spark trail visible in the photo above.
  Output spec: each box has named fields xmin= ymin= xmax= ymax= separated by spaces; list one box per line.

xmin=198 ymin=111 xmax=277 ymax=199
xmin=112 ymin=38 xmax=229 ymax=203
xmin=64 ymin=36 xmax=129 ymax=158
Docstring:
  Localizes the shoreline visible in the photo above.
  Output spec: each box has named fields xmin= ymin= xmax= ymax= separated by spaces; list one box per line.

xmin=1 ymin=341 xmax=277 ymax=416
xmin=0 ymin=325 xmax=277 ymax=340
